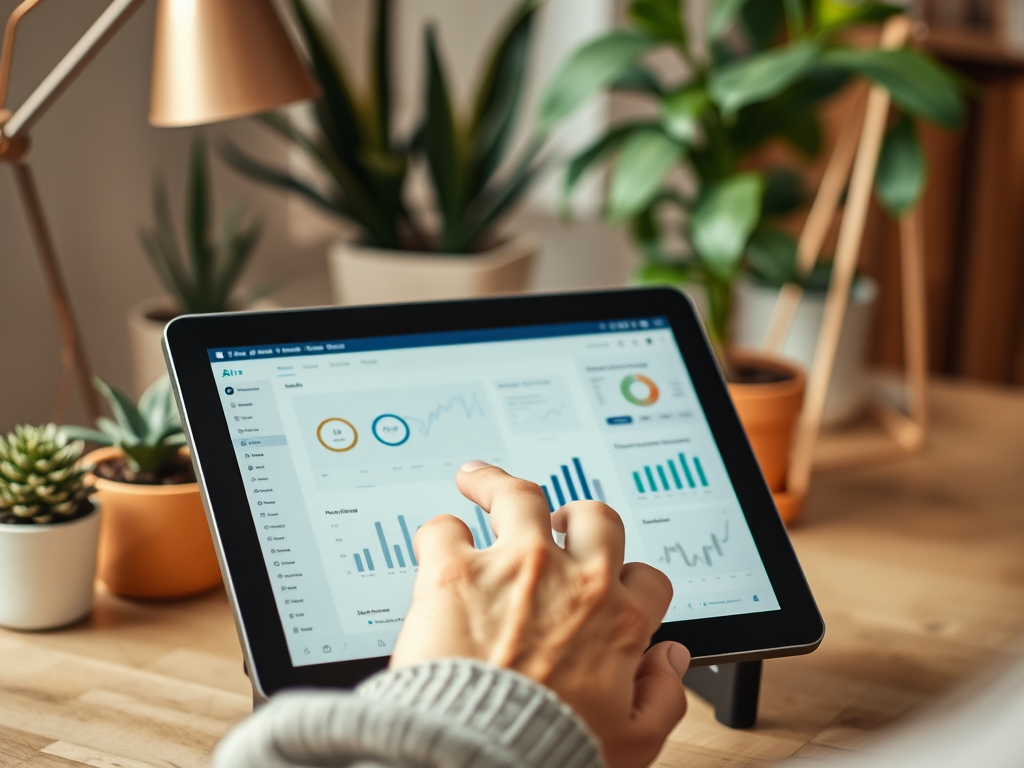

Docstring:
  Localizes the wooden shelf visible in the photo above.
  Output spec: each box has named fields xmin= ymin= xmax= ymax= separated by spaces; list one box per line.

xmin=917 ymin=24 xmax=1024 ymax=66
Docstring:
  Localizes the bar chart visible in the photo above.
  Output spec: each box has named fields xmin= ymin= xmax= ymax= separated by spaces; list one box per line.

xmin=538 ymin=457 xmax=606 ymax=511
xmin=630 ymin=452 xmax=709 ymax=496
xmin=352 ymin=507 xmax=497 ymax=572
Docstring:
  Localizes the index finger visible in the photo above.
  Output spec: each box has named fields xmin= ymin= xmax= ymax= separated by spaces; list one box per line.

xmin=456 ymin=461 xmax=553 ymax=543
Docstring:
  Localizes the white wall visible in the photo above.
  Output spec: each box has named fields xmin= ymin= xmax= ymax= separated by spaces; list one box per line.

xmin=0 ymin=0 xmax=635 ymax=434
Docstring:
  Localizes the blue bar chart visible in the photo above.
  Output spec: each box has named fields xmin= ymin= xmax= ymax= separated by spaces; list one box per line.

xmin=630 ymin=452 xmax=709 ymax=495
xmin=353 ymin=509 xmax=498 ymax=571
xmin=539 ymin=457 xmax=605 ymax=511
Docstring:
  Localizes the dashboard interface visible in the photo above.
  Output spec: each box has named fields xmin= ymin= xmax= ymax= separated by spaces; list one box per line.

xmin=208 ymin=317 xmax=780 ymax=667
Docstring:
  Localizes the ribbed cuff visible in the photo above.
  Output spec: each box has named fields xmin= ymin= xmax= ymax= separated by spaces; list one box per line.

xmin=357 ymin=658 xmax=602 ymax=768
xmin=212 ymin=658 xmax=603 ymax=768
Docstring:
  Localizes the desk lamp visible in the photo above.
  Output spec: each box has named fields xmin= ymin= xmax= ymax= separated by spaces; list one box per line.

xmin=0 ymin=0 xmax=317 ymax=420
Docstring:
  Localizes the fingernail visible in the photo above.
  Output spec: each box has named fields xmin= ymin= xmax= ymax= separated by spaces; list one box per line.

xmin=668 ymin=643 xmax=690 ymax=675
xmin=460 ymin=460 xmax=491 ymax=472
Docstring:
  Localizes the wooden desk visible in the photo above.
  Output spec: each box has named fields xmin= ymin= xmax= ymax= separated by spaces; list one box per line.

xmin=2 ymin=381 xmax=1022 ymax=768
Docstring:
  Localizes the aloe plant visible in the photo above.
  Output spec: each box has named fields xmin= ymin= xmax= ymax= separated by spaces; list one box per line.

xmin=221 ymin=0 xmax=542 ymax=255
xmin=141 ymin=135 xmax=263 ymax=315
xmin=540 ymin=0 xmax=964 ymax=363
xmin=62 ymin=377 xmax=186 ymax=480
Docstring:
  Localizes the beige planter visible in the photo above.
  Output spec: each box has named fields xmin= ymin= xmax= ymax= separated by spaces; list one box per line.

xmin=128 ymin=296 xmax=278 ymax=396
xmin=328 ymin=235 xmax=537 ymax=305
xmin=0 ymin=502 xmax=100 ymax=630
xmin=86 ymin=447 xmax=221 ymax=599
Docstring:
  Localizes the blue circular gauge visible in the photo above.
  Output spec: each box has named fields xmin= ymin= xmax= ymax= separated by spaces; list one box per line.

xmin=372 ymin=414 xmax=410 ymax=446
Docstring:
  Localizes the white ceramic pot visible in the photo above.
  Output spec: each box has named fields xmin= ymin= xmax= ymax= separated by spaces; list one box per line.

xmin=733 ymin=277 xmax=878 ymax=426
xmin=328 ymin=235 xmax=538 ymax=305
xmin=0 ymin=502 xmax=101 ymax=630
xmin=128 ymin=296 xmax=278 ymax=396
xmin=127 ymin=296 xmax=180 ymax=397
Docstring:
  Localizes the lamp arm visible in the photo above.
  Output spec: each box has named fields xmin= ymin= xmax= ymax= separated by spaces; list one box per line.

xmin=0 ymin=0 xmax=46 ymax=110
xmin=2 ymin=0 xmax=145 ymax=140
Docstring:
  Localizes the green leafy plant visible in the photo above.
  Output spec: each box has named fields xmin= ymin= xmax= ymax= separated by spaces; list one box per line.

xmin=62 ymin=377 xmax=186 ymax=481
xmin=0 ymin=424 xmax=91 ymax=524
xmin=142 ymin=135 xmax=264 ymax=314
xmin=221 ymin=0 xmax=542 ymax=255
xmin=540 ymin=0 xmax=964 ymax=365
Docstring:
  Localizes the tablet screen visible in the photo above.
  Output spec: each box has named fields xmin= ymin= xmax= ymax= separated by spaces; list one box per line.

xmin=208 ymin=317 xmax=780 ymax=667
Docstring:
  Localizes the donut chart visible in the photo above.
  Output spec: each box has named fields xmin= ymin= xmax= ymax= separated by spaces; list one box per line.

xmin=316 ymin=418 xmax=358 ymax=452
xmin=372 ymin=414 xmax=410 ymax=446
xmin=620 ymin=374 xmax=660 ymax=406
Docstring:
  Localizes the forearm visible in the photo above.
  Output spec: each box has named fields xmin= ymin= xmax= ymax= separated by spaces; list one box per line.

xmin=214 ymin=658 xmax=603 ymax=768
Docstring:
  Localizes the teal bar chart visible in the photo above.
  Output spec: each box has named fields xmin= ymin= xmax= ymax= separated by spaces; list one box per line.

xmin=630 ymin=452 xmax=709 ymax=495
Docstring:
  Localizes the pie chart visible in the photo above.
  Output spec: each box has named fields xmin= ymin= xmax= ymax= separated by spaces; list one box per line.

xmin=620 ymin=374 xmax=660 ymax=406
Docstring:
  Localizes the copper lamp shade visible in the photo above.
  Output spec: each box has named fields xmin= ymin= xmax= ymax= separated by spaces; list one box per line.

xmin=150 ymin=0 xmax=318 ymax=127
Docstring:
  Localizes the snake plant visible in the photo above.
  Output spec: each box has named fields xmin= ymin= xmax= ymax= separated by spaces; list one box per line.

xmin=221 ymin=0 xmax=543 ymax=255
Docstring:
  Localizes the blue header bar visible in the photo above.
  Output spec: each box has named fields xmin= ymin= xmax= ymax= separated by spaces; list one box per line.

xmin=207 ymin=316 xmax=670 ymax=362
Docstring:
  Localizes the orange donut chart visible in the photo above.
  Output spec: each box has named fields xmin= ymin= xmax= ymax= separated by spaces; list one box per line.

xmin=316 ymin=418 xmax=358 ymax=452
xmin=620 ymin=374 xmax=660 ymax=406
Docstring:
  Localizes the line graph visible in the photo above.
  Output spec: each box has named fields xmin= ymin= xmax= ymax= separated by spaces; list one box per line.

xmin=403 ymin=390 xmax=487 ymax=437
xmin=661 ymin=521 xmax=730 ymax=568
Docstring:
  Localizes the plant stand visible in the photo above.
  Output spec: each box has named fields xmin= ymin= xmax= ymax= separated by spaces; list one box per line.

xmin=763 ymin=15 xmax=930 ymax=505
xmin=684 ymin=661 xmax=762 ymax=729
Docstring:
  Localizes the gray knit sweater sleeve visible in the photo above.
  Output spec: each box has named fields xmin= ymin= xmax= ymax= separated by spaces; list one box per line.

xmin=213 ymin=658 xmax=604 ymax=768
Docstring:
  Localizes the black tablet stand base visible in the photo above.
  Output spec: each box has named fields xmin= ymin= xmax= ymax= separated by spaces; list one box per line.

xmin=683 ymin=661 xmax=762 ymax=729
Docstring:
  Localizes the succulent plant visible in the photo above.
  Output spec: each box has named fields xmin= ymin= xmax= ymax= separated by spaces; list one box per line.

xmin=141 ymin=134 xmax=264 ymax=315
xmin=62 ymin=377 xmax=187 ymax=480
xmin=0 ymin=424 xmax=92 ymax=524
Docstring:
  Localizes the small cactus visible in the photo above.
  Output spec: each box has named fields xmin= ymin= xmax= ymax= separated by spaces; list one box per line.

xmin=0 ymin=424 xmax=92 ymax=524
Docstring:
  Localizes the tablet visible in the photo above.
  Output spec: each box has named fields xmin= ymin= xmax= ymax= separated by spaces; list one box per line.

xmin=164 ymin=287 xmax=823 ymax=699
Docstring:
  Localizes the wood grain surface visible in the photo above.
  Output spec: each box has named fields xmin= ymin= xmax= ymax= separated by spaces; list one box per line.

xmin=1 ymin=380 xmax=1022 ymax=768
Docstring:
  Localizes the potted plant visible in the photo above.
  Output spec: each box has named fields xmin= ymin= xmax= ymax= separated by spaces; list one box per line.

xmin=221 ymin=0 xmax=543 ymax=305
xmin=540 ymin=0 xmax=963 ymax=521
xmin=0 ymin=424 xmax=100 ymax=629
xmin=62 ymin=377 xmax=221 ymax=599
xmin=130 ymin=135 xmax=264 ymax=395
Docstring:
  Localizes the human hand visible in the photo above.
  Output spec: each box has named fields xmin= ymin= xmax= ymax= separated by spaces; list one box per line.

xmin=391 ymin=461 xmax=690 ymax=768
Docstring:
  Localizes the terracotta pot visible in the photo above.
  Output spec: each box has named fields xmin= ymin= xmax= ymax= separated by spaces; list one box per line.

xmin=0 ymin=502 xmax=100 ymax=630
xmin=727 ymin=350 xmax=806 ymax=525
xmin=733 ymin=277 xmax=878 ymax=426
xmin=85 ymin=447 xmax=221 ymax=599
xmin=328 ymin=235 xmax=537 ymax=305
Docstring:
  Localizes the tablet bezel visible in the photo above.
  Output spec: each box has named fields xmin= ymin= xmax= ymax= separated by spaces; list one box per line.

xmin=164 ymin=287 xmax=823 ymax=698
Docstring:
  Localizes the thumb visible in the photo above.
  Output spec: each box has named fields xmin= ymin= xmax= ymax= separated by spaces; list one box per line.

xmin=631 ymin=642 xmax=690 ymax=740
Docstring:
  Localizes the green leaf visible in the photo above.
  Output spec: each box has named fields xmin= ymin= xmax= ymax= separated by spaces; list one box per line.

xmin=422 ymin=26 xmax=464 ymax=252
xmin=610 ymin=62 xmax=664 ymax=95
xmin=874 ymin=114 xmax=925 ymax=215
xmin=607 ymin=128 xmax=683 ymax=223
xmin=122 ymin=443 xmax=182 ymax=475
xmin=538 ymin=31 xmax=659 ymax=132
xmin=660 ymin=86 xmax=709 ymax=143
xmin=746 ymin=228 xmax=799 ymax=286
xmin=709 ymin=0 xmax=750 ymax=38
xmin=92 ymin=378 xmax=148 ymax=439
xmin=629 ymin=0 xmax=686 ymax=48
xmin=562 ymin=122 xmax=659 ymax=211
xmin=761 ymin=166 xmax=806 ymax=216
xmin=370 ymin=0 xmax=392 ymax=150
xmin=814 ymin=0 xmax=902 ymax=33
xmin=467 ymin=0 xmax=538 ymax=201
xmin=689 ymin=172 xmax=764 ymax=282
xmin=291 ymin=0 xmax=364 ymax=168
xmin=462 ymin=139 xmax=544 ymax=250
xmin=821 ymin=48 xmax=964 ymax=128
xmin=709 ymin=42 xmax=820 ymax=115
xmin=58 ymin=426 xmax=113 ymax=447
xmin=219 ymin=139 xmax=346 ymax=221
xmin=187 ymin=136 xmax=211 ymax=310
xmin=635 ymin=259 xmax=692 ymax=286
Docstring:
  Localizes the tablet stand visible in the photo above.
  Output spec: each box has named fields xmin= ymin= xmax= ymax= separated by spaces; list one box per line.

xmin=684 ymin=661 xmax=762 ymax=729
